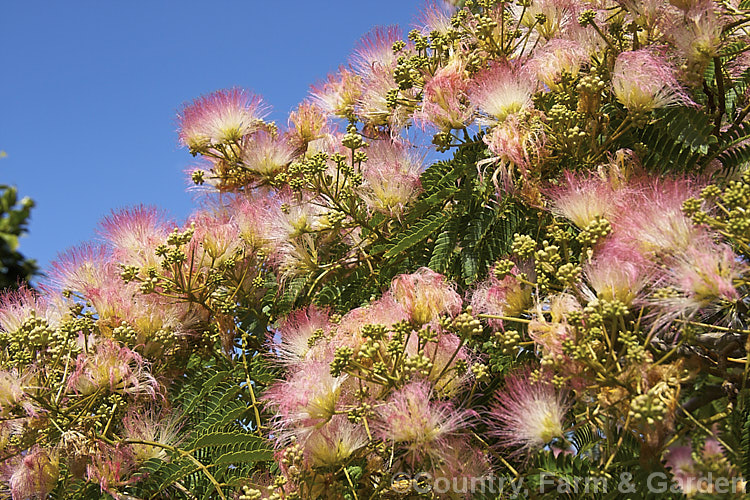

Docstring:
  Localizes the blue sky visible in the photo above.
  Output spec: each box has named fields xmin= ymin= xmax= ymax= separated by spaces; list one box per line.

xmin=1 ymin=1 xmax=424 ymax=275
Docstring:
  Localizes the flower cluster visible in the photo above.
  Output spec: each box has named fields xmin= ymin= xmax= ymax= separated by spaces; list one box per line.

xmin=3 ymin=0 xmax=750 ymax=497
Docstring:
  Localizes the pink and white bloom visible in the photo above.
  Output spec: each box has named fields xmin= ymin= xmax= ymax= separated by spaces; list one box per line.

xmin=530 ymin=38 xmax=588 ymax=91
xmin=612 ymin=49 xmax=693 ymax=112
xmin=470 ymin=62 xmax=536 ymax=123
xmin=272 ymin=305 xmax=333 ymax=366
xmin=374 ymin=381 xmax=473 ymax=465
xmin=263 ymin=361 xmax=349 ymax=432
xmin=547 ymin=171 xmax=622 ymax=229
xmin=240 ymin=130 xmax=297 ymax=180
xmin=68 ymin=339 xmax=158 ymax=398
xmin=310 ymin=67 xmax=363 ymax=119
xmin=585 ymin=240 xmax=652 ymax=305
xmin=489 ymin=370 xmax=569 ymax=454
xmin=98 ymin=205 xmax=172 ymax=270
xmin=359 ymin=140 xmax=423 ymax=218
xmin=673 ymin=241 xmax=742 ymax=303
xmin=177 ymin=88 xmax=268 ymax=151
xmin=414 ymin=60 xmax=475 ymax=131
xmin=2 ymin=446 xmax=59 ymax=500
xmin=304 ymin=415 xmax=368 ymax=467
xmin=470 ymin=267 xmax=530 ymax=329
xmin=389 ymin=268 xmax=462 ymax=325
xmin=350 ymin=26 xmax=403 ymax=76
xmin=122 ymin=408 xmax=184 ymax=463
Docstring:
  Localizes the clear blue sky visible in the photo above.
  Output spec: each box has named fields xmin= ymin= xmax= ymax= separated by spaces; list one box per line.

xmin=1 ymin=1 xmax=424 ymax=274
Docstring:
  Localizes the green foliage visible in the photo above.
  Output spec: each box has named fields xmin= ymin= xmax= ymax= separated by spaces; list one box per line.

xmin=0 ymin=184 xmax=36 ymax=289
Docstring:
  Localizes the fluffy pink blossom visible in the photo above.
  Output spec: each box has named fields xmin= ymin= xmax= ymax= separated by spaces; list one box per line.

xmin=304 ymin=415 xmax=368 ymax=467
xmin=612 ymin=49 xmax=693 ymax=112
xmin=240 ymin=130 xmax=297 ymax=181
xmin=48 ymin=243 xmax=115 ymax=296
xmin=272 ymin=305 xmax=333 ymax=366
xmin=98 ymin=205 xmax=171 ymax=269
xmin=653 ymin=241 xmax=744 ymax=324
xmin=664 ymin=445 xmax=699 ymax=495
xmin=189 ymin=209 xmax=242 ymax=265
xmin=374 ymin=381 xmax=473 ymax=466
xmin=350 ymin=26 xmax=403 ymax=76
xmin=513 ymin=0 xmax=579 ymax=40
xmin=337 ymin=294 xmax=410 ymax=341
xmin=483 ymin=112 xmax=547 ymax=173
xmin=359 ymin=139 xmax=423 ymax=218
xmin=414 ymin=60 xmax=475 ymax=131
xmin=310 ymin=67 xmax=363 ymax=119
xmin=416 ymin=2 xmax=455 ymax=35
xmin=85 ymin=442 xmax=138 ymax=494
xmin=2 ymin=446 xmax=58 ymax=500
xmin=547 ymin=171 xmax=623 ymax=229
xmin=356 ymin=67 xmax=405 ymax=129
xmin=585 ymin=240 xmax=652 ymax=305
xmin=123 ymin=407 xmax=184 ymax=463
xmin=613 ymin=175 xmax=704 ymax=255
xmin=0 ymin=286 xmax=65 ymax=335
xmin=671 ymin=5 xmax=723 ymax=74
xmin=530 ymin=38 xmax=588 ymax=90
xmin=0 ymin=368 xmax=37 ymax=419
xmin=470 ymin=62 xmax=536 ymax=123
xmin=389 ymin=268 xmax=462 ymax=325
xmin=177 ymin=88 xmax=268 ymax=151
xmin=489 ymin=370 xmax=569 ymax=455
xmin=470 ymin=267 xmax=530 ymax=329
xmin=263 ymin=361 xmax=349 ymax=433
xmin=68 ymin=339 xmax=158 ymax=398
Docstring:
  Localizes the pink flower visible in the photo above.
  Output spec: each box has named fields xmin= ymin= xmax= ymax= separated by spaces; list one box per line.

xmin=68 ymin=339 xmax=158 ymax=398
xmin=470 ymin=62 xmax=536 ymax=123
xmin=189 ymin=209 xmax=242 ymax=265
xmin=652 ymin=241 xmax=744 ymax=325
xmin=0 ymin=368 xmax=37 ymax=418
xmin=483 ymin=112 xmax=546 ymax=174
xmin=122 ymin=407 xmax=184 ymax=463
xmin=287 ymin=102 xmax=329 ymax=148
xmin=350 ymin=26 xmax=403 ymax=77
xmin=664 ymin=445 xmax=698 ymax=495
xmin=547 ymin=171 xmax=622 ymax=229
xmin=0 ymin=286 xmax=65 ymax=336
xmin=414 ymin=60 xmax=475 ymax=131
xmin=470 ymin=267 xmax=530 ymax=329
xmin=489 ymin=370 xmax=568 ymax=455
xmin=389 ymin=268 xmax=462 ymax=325
xmin=177 ymin=88 xmax=268 ymax=152
xmin=530 ymin=38 xmax=588 ymax=91
xmin=303 ymin=415 xmax=368 ymax=467
xmin=310 ymin=67 xmax=363 ymax=119
xmin=48 ymin=243 xmax=114 ymax=296
xmin=672 ymin=241 xmax=741 ymax=303
xmin=271 ymin=306 xmax=333 ymax=366
xmin=263 ymin=361 xmax=349 ymax=432
xmin=85 ymin=442 xmax=138 ymax=494
xmin=613 ymin=174 xmax=704 ymax=256
xmin=612 ymin=49 xmax=693 ymax=112
xmin=670 ymin=5 xmax=723 ymax=78
xmin=512 ymin=0 xmax=578 ymax=40
xmin=359 ymin=139 xmax=423 ymax=218
xmin=356 ymin=67 xmax=405 ymax=129
xmin=585 ymin=240 xmax=652 ymax=305
xmin=2 ymin=446 xmax=59 ymax=500
xmin=238 ymin=130 xmax=297 ymax=181
xmin=98 ymin=205 xmax=172 ymax=269
xmin=374 ymin=381 xmax=473 ymax=466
